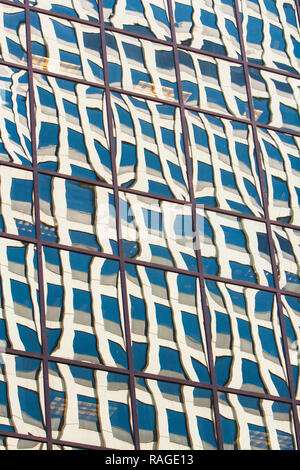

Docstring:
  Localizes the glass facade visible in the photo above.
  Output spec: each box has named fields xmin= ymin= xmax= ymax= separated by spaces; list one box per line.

xmin=0 ymin=0 xmax=298 ymax=451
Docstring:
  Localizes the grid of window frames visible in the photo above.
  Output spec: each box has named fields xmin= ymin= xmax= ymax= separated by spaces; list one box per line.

xmin=0 ymin=0 xmax=298 ymax=451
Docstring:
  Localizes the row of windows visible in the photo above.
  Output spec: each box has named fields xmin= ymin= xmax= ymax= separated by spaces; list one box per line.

xmin=0 ymin=239 xmax=299 ymax=396
xmin=0 ymin=66 xmax=300 ymax=224
xmin=3 ymin=0 xmax=300 ymax=75
xmin=0 ymin=5 xmax=299 ymax=127
xmin=0 ymin=167 xmax=299 ymax=292
xmin=0 ymin=353 xmax=298 ymax=449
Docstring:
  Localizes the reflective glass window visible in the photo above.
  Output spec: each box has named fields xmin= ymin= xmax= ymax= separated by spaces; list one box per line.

xmin=30 ymin=0 xmax=100 ymax=23
xmin=126 ymin=264 xmax=210 ymax=382
xmin=34 ymin=74 xmax=112 ymax=183
xmin=206 ymin=281 xmax=290 ymax=396
xmin=197 ymin=209 xmax=274 ymax=286
xmin=281 ymin=294 xmax=300 ymax=398
xmin=120 ymin=192 xmax=197 ymax=270
xmin=258 ymin=128 xmax=300 ymax=225
xmin=239 ymin=0 xmax=300 ymax=74
xmin=174 ymin=0 xmax=241 ymax=58
xmin=272 ymin=225 xmax=300 ymax=294
xmin=135 ymin=378 xmax=217 ymax=450
xmin=43 ymin=247 xmax=127 ymax=368
xmin=0 ymin=66 xmax=31 ymax=166
xmin=179 ymin=50 xmax=250 ymax=117
xmin=0 ymin=166 xmax=35 ymax=239
xmin=49 ymin=363 xmax=134 ymax=448
xmin=249 ymin=67 xmax=300 ymax=133
xmin=106 ymin=31 xmax=178 ymax=102
xmin=219 ymin=392 xmax=296 ymax=450
xmin=111 ymin=92 xmax=189 ymax=199
xmin=30 ymin=12 xmax=104 ymax=82
xmin=0 ymin=4 xmax=26 ymax=65
xmin=0 ymin=355 xmax=46 ymax=437
xmin=0 ymin=240 xmax=41 ymax=353
xmin=0 ymin=437 xmax=47 ymax=450
xmin=103 ymin=0 xmax=171 ymax=41
xmin=187 ymin=111 xmax=263 ymax=215
xmin=38 ymin=175 xmax=118 ymax=253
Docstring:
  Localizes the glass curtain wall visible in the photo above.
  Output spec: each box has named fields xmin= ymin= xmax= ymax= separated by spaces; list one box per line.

xmin=0 ymin=0 xmax=298 ymax=450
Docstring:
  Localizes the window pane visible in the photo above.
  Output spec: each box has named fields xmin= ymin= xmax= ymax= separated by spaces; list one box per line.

xmin=272 ymin=225 xmax=300 ymax=294
xmin=281 ymin=294 xmax=300 ymax=398
xmin=0 ymin=66 xmax=31 ymax=166
xmin=34 ymin=74 xmax=112 ymax=183
xmin=30 ymin=0 xmax=100 ymax=23
xmin=0 ymin=355 xmax=46 ymax=437
xmin=219 ymin=392 xmax=296 ymax=450
xmin=43 ymin=248 xmax=127 ymax=368
xmin=0 ymin=166 xmax=35 ymax=239
xmin=257 ymin=128 xmax=300 ymax=225
xmin=179 ymin=51 xmax=250 ymax=118
xmin=187 ymin=111 xmax=263 ymax=215
xmin=126 ymin=264 xmax=210 ymax=382
xmin=249 ymin=67 xmax=300 ymax=133
xmin=103 ymin=0 xmax=171 ymax=41
xmin=30 ymin=12 xmax=104 ymax=83
xmin=120 ymin=192 xmax=197 ymax=270
xmin=206 ymin=281 xmax=290 ymax=396
xmin=106 ymin=31 xmax=178 ymax=102
xmin=174 ymin=0 xmax=241 ymax=58
xmin=111 ymin=92 xmax=189 ymax=199
xmin=136 ymin=378 xmax=217 ymax=449
xmin=0 ymin=5 xmax=26 ymax=65
xmin=49 ymin=363 xmax=134 ymax=448
xmin=239 ymin=0 xmax=300 ymax=74
xmin=0 ymin=240 xmax=41 ymax=353
xmin=39 ymin=175 xmax=118 ymax=253
xmin=197 ymin=209 xmax=274 ymax=286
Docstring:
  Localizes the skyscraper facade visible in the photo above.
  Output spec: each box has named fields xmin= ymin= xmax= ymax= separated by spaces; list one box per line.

xmin=0 ymin=0 xmax=299 ymax=451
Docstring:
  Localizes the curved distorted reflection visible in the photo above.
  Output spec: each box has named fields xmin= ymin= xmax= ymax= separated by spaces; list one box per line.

xmin=219 ymin=392 xmax=296 ymax=450
xmin=179 ymin=50 xmax=250 ymax=117
xmin=258 ymin=128 xmax=300 ymax=225
xmin=29 ymin=0 xmax=100 ymax=22
xmin=106 ymin=31 xmax=178 ymax=102
xmin=0 ymin=166 xmax=35 ymax=238
xmin=0 ymin=240 xmax=41 ymax=353
xmin=187 ymin=111 xmax=264 ymax=215
xmin=126 ymin=263 xmax=210 ymax=382
xmin=0 ymin=355 xmax=46 ymax=437
xmin=0 ymin=4 xmax=26 ymax=64
xmin=281 ymin=295 xmax=300 ymax=398
xmin=103 ymin=0 xmax=171 ymax=41
xmin=249 ymin=67 xmax=300 ymax=133
xmin=272 ymin=226 xmax=300 ymax=294
xmin=49 ymin=363 xmax=134 ymax=448
xmin=135 ymin=378 xmax=217 ymax=450
xmin=34 ymin=74 xmax=112 ymax=182
xmin=38 ymin=175 xmax=118 ymax=253
xmin=174 ymin=0 xmax=241 ymax=58
xmin=120 ymin=192 xmax=197 ymax=270
xmin=0 ymin=66 xmax=31 ymax=166
xmin=206 ymin=281 xmax=290 ymax=396
xmin=197 ymin=209 xmax=274 ymax=286
xmin=111 ymin=93 xmax=189 ymax=199
xmin=43 ymin=247 xmax=127 ymax=368
xmin=0 ymin=437 xmax=47 ymax=450
xmin=239 ymin=0 xmax=300 ymax=74
xmin=30 ymin=11 xmax=104 ymax=82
